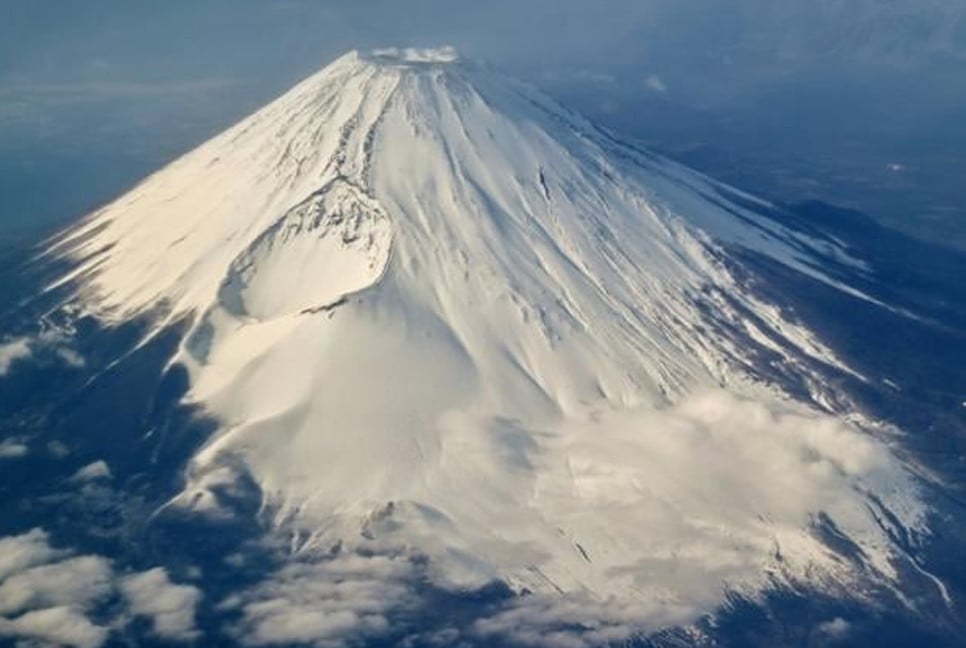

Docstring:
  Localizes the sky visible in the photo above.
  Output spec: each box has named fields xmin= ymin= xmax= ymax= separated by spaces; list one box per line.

xmin=4 ymin=1 xmax=964 ymax=96
xmin=2 ymin=0 xmax=965 ymax=246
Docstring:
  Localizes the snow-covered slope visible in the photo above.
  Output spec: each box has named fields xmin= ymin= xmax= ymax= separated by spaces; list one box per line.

xmin=45 ymin=48 xmax=928 ymax=631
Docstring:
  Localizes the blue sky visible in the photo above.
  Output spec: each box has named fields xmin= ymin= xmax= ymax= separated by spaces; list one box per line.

xmin=5 ymin=1 xmax=963 ymax=100
xmin=2 ymin=0 xmax=965 ymax=247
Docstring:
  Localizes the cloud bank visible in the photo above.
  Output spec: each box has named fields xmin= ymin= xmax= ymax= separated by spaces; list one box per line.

xmin=204 ymin=389 xmax=929 ymax=647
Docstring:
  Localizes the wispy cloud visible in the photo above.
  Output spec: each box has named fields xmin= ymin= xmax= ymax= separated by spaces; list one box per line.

xmin=0 ymin=338 xmax=30 ymax=376
xmin=0 ymin=79 xmax=246 ymax=108
xmin=645 ymin=74 xmax=667 ymax=93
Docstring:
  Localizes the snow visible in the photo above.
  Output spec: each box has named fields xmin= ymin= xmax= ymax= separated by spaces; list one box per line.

xmin=218 ymin=179 xmax=392 ymax=320
xmin=47 ymin=49 xmax=929 ymax=632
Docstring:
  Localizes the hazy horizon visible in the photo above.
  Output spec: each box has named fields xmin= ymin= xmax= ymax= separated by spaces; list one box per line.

xmin=3 ymin=1 xmax=966 ymax=248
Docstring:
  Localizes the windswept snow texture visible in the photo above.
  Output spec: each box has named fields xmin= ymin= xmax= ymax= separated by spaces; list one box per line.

xmin=48 ymin=49 xmax=928 ymax=633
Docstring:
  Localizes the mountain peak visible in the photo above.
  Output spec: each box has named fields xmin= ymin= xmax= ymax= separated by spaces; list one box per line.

xmin=41 ymin=48 xmax=924 ymax=624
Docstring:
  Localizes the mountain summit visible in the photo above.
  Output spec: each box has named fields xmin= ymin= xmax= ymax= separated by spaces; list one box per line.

xmin=44 ymin=49 xmax=926 ymax=631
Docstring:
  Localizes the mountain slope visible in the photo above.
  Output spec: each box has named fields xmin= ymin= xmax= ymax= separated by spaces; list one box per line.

xmin=43 ymin=48 xmax=929 ymax=631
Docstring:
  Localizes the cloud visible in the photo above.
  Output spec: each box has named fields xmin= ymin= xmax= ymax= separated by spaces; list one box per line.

xmin=57 ymin=347 xmax=86 ymax=369
xmin=0 ymin=438 xmax=28 ymax=460
xmin=0 ymin=555 xmax=114 ymax=616
xmin=0 ymin=529 xmax=203 ymax=647
xmin=228 ymin=550 xmax=415 ymax=647
xmin=571 ymin=69 xmax=616 ymax=84
xmin=0 ymin=325 xmax=84 ymax=378
xmin=70 ymin=461 xmax=113 ymax=482
xmin=0 ymin=606 xmax=108 ymax=648
xmin=120 ymin=568 xmax=202 ymax=641
xmin=201 ymin=386 xmax=925 ymax=647
xmin=0 ymin=79 xmax=244 ymax=103
xmin=645 ymin=74 xmax=667 ymax=93
xmin=0 ymin=530 xmax=112 ymax=647
xmin=817 ymin=617 xmax=851 ymax=641
xmin=0 ymin=338 xmax=31 ymax=376
xmin=0 ymin=530 xmax=66 ymax=582
xmin=228 ymin=546 xmax=689 ymax=647
xmin=471 ymin=595 xmax=651 ymax=648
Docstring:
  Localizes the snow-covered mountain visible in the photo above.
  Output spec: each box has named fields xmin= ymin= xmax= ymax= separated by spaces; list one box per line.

xmin=40 ymin=48 xmax=932 ymax=638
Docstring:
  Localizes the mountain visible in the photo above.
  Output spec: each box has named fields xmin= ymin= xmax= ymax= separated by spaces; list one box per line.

xmin=4 ymin=48 xmax=956 ymax=645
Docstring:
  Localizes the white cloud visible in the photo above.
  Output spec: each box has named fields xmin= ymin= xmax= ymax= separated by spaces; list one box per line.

xmin=70 ymin=461 xmax=113 ymax=482
xmin=47 ymin=441 xmax=71 ymax=458
xmin=0 ymin=530 xmax=66 ymax=582
xmin=229 ymin=551 xmax=414 ymax=647
xmin=0 ymin=530 xmax=112 ymax=647
xmin=817 ymin=617 xmax=851 ymax=641
xmin=0 ymin=529 xmax=203 ymax=647
xmin=120 ymin=568 xmax=201 ymax=641
xmin=0 ymin=325 xmax=85 ymax=378
xmin=0 ymin=338 xmax=31 ymax=376
xmin=572 ymin=69 xmax=616 ymax=84
xmin=0 ymin=606 xmax=108 ymax=648
xmin=57 ymin=347 xmax=86 ymax=369
xmin=0 ymin=439 xmax=29 ymax=460
xmin=0 ymin=555 xmax=114 ymax=616
xmin=645 ymin=74 xmax=667 ymax=93
xmin=201 ymin=387 xmax=927 ymax=646
xmin=1 ymin=79 xmax=243 ymax=102
xmin=472 ymin=595 xmax=651 ymax=648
